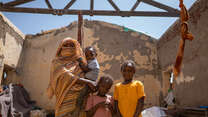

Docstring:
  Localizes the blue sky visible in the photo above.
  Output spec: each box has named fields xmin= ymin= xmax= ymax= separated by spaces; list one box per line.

xmin=1 ymin=0 xmax=196 ymax=39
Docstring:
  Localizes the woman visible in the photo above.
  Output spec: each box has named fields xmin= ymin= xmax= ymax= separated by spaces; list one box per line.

xmin=47 ymin=38 xmax=92 ymax=117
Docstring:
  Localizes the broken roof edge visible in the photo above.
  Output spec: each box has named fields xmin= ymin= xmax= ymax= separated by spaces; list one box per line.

xmin=85 ymin=19 xmax=157 ymax=41
xmin=25 ymin=21 xmax=77 ymax=39
xmin=0 ymin=12 xmax=25 ymax=39
xmin=26 ymin=19 xmax=157 ymax=41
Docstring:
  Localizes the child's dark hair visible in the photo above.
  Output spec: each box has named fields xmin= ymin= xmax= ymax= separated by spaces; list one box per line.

xmin=121 ymin=60 xmax=136 ymax=72
xmin=85 ymin=46 xmax=97 ymax=56
xmin=98 ymin=75 xmax=114 ymax=86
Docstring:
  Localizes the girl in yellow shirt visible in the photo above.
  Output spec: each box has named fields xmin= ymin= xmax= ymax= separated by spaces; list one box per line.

xmin=114 ymin=60 xmax=145 ymax=117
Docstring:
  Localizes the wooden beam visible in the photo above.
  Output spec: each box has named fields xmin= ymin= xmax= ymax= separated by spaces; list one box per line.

xmin=90 ymin=0 xmax=94 ymax=16
xmin=45 ymin=0 xmax=53 ymax=9
xmin=3 ymin=0 xmax=34 ymax=7
xmin=78 ymin=13 xmax=83 ymax=46
xmin=64 ymin=0 xmax=76 ymax=9
xmin=107 ymin=0 xmax=120 ymax=11
xmin=131 ymin=0 xmax=142 ymax=11
xmin=142 ymin=0 xmax=180 ymax=13
xmin=90 ymin=0 xmax=94 ymax=11
xmin=0 ymin=7 xmax=180 ymax=17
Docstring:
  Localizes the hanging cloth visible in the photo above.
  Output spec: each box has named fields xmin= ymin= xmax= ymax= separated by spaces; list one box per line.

xmin=173 ymin=0 xmax=194 ymax=78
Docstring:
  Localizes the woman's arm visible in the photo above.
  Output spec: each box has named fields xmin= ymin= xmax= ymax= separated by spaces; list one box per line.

xmin=77 ymin=78 xmax=96 ymax=86
xmin=76 ymin=78 xmax=97 ymax=91
xmin=133 ymin=96 xmax=145 ymax=117
xmin=86 ymin=101 xmax=105 ymax=117
xmin=114 ymin=100 xmax=122 ymax=117
xmin=64 ymin=68 xmax=97 ymax=91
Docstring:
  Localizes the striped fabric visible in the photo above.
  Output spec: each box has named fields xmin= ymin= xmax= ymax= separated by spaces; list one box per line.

xmin=47 ymin=38 xmax=87 ymax=117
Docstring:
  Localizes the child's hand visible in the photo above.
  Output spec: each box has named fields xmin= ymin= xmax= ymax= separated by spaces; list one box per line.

xmin=97 ymin=101 xmax=113 ymax=109
xmin=105 ymin=103 xmax=113 ymax=110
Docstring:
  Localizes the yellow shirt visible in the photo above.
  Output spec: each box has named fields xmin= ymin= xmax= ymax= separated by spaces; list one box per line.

xmin=114 ymin=80 xmax=145 ymax=117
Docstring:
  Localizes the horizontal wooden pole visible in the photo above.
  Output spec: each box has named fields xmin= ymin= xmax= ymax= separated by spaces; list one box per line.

xmin=0 ymin=7 xmax=180 ymax=17
xmin=3 ymin=0 xmax=34 ymax=7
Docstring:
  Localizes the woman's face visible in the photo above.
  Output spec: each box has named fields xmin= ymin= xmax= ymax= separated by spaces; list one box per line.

xmin=60 ymin=41 xmax=76 ymax=57
xmin=63 ymin=41 xmax=75 ymax=48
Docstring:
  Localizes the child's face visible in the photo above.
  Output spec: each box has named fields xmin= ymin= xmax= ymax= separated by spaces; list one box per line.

xmin=121 ymin=65 xmax=135 ymax=81
xmin=85 ymin=49 xmax=96 ymax=60
xmin=98 ymin=82 xmax=112 ymax=96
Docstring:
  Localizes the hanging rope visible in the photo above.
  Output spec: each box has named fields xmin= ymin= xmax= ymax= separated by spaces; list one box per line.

xmin=173 ymin=0 xmax=194 ymax=78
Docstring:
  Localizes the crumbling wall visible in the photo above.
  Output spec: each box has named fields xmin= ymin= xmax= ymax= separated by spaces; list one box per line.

xmin=157 ymin=0 xmax=208 ymax=107
xmin=0 ymin=12 xmax=25 ymax=84
xmin=18 ymin=20 xmax=160 ymax=109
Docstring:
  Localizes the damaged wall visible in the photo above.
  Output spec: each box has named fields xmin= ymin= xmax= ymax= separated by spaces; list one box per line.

xmin=157 ymin=0 xmax=208 ymax=107
xmin=0 ymin=12 xmax=25 ymax=84
xmin=14 ymin=20 xmax=160 ymax=109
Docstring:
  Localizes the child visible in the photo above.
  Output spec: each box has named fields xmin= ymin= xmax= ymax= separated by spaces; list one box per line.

xmin=114 ymin=60 xmax=145 ymax=117
xmin=76 ymin=46 xmax=100 ymax=109
xmin=85 ymin=75 xmax=114 ymax=117
xmin=82 ymin=46 xmax=100 ymax=81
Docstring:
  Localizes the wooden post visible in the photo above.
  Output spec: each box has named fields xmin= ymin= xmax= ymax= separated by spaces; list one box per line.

xmin=90 ymin=0 xmax=94 ymax=16
xmin=77 ymin=12 xmax=83 ymax=47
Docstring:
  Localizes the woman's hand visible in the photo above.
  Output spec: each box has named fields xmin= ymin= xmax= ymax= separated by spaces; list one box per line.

xmin=76 ymin=57 xmax=83 ymax=63
xmin=87 ymin=82 xmax=97 ymax=92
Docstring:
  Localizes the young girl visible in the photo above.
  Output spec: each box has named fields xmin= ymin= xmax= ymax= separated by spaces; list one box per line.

xmin=114 ymin=60 xmax=145 ymax=117
xmin=85 ymin=75 xmax=114 ymax=117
